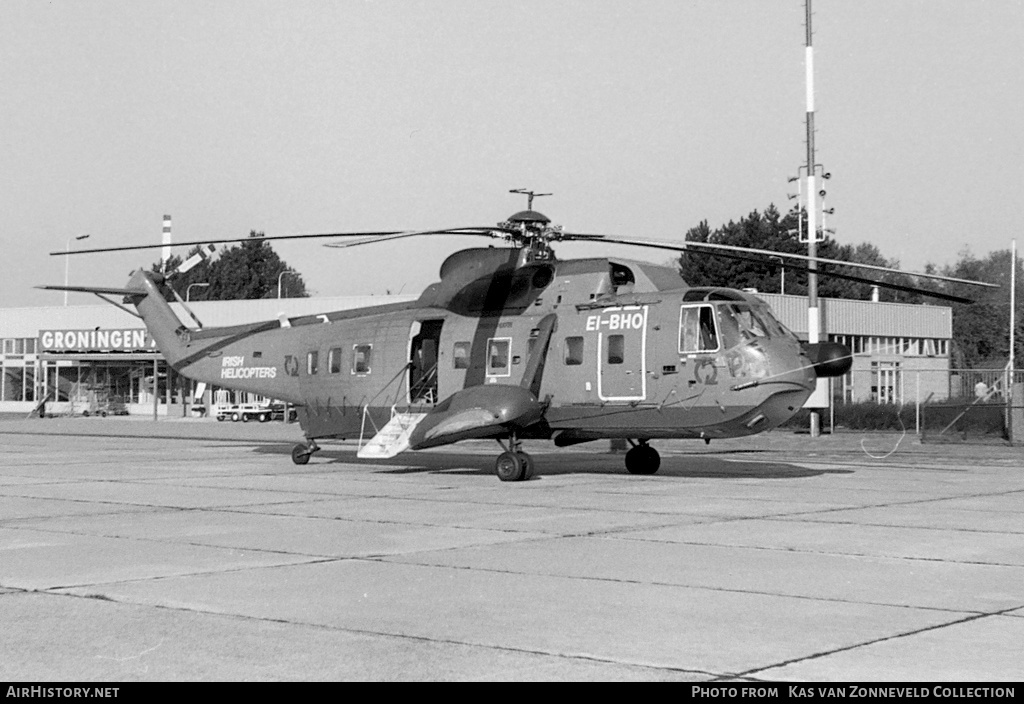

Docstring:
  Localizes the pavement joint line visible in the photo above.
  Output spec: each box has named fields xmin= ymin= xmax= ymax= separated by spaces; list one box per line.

xmin=0 ymin=506 xmax=173 ymax=526
xmin=370 ymin=555 xmax=998 ymax=617
xmin=764 ymin=514 xmax=1024 ymax=536
xmin=12 ymin=587 xmax=725 ymax=680
xmin=694 ymin=489 xmax=1024 ymax=525
xmin=7 ymin=497 xmax=1020 ymax=569
xmin=1 ymin=512 xmax=568 ymax=565
xmin=34 ymin=556 xmax=347 ymax=592
xmin=594 ymin=533 xmax=1024 ymax=569
xmin=732 ymin=606 xmax=1024 ymax=679
xmin=0 ymin=518 xmax=475 ymax=562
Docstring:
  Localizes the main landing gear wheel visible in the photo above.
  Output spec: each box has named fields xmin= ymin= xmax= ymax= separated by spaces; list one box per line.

xmin=625 ymin=443 xmax=660 ymax=475
xmin=291 ymin=440 xmax=320 ymax=466
xmin=496 ymin=451 xmax=527 ymax=482
xmin=494 ymin=435 xmax=535 ymax=482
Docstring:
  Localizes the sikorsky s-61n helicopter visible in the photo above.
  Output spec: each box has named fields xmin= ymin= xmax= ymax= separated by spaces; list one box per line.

xmin=46 ymin=191 xmax=995 ymax=481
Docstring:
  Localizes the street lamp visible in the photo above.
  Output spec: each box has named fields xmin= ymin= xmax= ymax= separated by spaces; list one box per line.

xmin=277 ymin=269 xmax=295 ymax=299
xmin=186 ymin=282 xmax=210 ymax=302
xmin=64 ymin=234 xmax=91 ymax=306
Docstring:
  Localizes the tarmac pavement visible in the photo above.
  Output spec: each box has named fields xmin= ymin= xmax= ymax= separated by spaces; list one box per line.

xmin=0 ymin=416 xmax=1022 ymax=681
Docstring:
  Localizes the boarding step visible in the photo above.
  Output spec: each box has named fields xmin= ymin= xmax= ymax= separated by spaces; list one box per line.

xmin=357 ymin=412 xmax=428 ymax=459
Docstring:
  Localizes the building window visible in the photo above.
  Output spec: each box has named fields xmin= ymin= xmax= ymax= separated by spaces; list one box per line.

xmin=352 ymin=344 xmax=372 ymax=374
xmin=328 ymin=347 xmax=342 ymax=374
xmin=871 ymin=361 xmax=901 ymax=404
xmin=564 ymin=336 xmax=584 ymax=366
xmin=486 ymin=338 xmax=511 ymax=377
xmin=453 ymin=342 xmax=470 ymax=369
xmin=306 ymin=351 xmax=319 ymax=375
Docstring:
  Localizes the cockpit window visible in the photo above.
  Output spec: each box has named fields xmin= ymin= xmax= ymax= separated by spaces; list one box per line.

xmin=716 ymin=303 xmax=789 ymax=348
xmin=679 ymin=305 xmax=719 ymax=353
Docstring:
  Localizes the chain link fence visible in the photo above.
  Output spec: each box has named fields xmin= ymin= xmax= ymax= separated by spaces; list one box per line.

xmin=818 ymin=367 xmax=1024 ymax=444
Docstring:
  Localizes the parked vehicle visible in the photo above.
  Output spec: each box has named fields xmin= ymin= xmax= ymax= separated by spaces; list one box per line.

xmin=82 ymin=399 xmax=129 ymax=417
xmin=215 ymin=403 xmax=272 ymax=423
xmin=269 ymin=402 xmax=298 ymax=422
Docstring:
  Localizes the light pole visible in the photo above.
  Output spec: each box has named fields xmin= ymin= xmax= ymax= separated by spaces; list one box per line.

xmin=770 ymin=256 xmax=785 ymax=295
xmin=186 ymin=282 xmax=210 ymax=302
xmin=277 ymin=269 xmax=295 ymax=299
xmin=64 ymin=234 xmax=90 ymax=305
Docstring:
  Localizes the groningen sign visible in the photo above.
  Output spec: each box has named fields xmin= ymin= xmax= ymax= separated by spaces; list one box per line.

xmin=39 ymin=329 xmax=158 ymax=352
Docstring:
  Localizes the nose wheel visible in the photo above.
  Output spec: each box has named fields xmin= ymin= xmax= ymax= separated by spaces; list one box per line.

xmin=625 ymin=441 xmax=660 ymax=475
xmin=494 ymin=436 xmax=534 ymax=482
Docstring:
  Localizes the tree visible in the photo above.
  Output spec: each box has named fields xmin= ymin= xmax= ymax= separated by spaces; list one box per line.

xmin=678 ymin=205 xmax=929 ymax=303
xmin=153 ymin=231 xmax=309 ymax=301
xmin=933 ymin=248 xmax=1024 ymax=369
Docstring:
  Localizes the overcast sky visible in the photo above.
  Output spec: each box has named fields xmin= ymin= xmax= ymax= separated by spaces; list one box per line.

xmin=2 ymin=0 xmax=1022 ymax=308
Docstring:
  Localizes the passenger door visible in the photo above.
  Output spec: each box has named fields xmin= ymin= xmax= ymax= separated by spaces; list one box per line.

xmin=595 ymin=305 xmax=648 ymax=401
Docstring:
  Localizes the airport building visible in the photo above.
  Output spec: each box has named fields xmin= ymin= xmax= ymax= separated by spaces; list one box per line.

xmin=0 ymin=292 xmax=952 ymax=416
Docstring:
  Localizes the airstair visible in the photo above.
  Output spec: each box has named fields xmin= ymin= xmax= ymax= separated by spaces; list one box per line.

xmin=357 ymin=409 xmax=428 ymax=459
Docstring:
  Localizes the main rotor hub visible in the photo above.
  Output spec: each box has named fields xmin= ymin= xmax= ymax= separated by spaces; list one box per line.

xmin=506 ymin=210 xmax=551 ymax=226
xmin=496 ymin=210 xmax=562 ymax=262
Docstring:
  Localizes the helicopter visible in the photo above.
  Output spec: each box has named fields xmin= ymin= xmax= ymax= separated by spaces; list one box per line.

xmin=44 ymin=191 xmax=996 ymax=481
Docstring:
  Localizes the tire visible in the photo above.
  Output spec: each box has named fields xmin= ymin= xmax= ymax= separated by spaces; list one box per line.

xmin=259 ymin=413 xmax=269 ymax=423
xmin=217 ymin=416 xmax=225 ymax=422
xmin=625 ymin=445 xmax=660 ymax=475
xmin=83 ymin=411 xmax=90 ymax=417
xmin=242 ymin=414 xmax=250 ymax=423
xmin=291 ymin=444 xmax=310 ymax=465
xmin=495 ymin=451 xmax=526 ymax=482
xmin=231 ymin=412 xmax=240 ymax=422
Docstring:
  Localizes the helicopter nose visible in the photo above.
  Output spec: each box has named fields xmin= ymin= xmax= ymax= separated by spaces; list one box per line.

xmin=803 ymin=342 xmax=852 ymax=378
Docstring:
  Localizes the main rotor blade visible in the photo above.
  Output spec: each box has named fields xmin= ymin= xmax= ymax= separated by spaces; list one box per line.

xmin=50 ymin=226 xmax=509 ymax=257
xmin=685 ymin=248 xmax=976 ymax=304
xmin=36 ymin=284 xmax=146 ymax=296
xmin=562 ymin=233 xmax=999 ymax=290
xmin=322 ymin=227 xmax=506 ymax=249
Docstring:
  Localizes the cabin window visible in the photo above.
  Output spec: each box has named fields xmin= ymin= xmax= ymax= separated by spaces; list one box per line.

xmin=679 ymin=305 xmax=719 ymax=353
xmin=306 ymin=351 xmax=319 ymax=375
xmin=486 ymin=338 xmax=511 ymax=377
xmin=564 ymin=336 xmax=584 ymax=365
xmin=607 ymin=335 xmax=625 ymax=365
xmin=328 ymin=347 xmax=342 ymax=374
xmin=352 ymin=344 xmax=372 ymax=374
xmin=453 ymin=342 xmax=471 ymax=369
